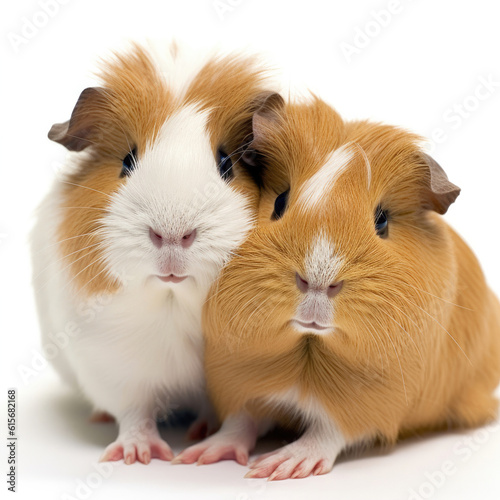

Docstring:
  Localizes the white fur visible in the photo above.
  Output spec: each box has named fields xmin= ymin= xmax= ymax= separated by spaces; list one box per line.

xmin=145 ymin=41 xmax=218 ymax=101
xmin=353 ymin=142 xmax=372 ymax=190
xmin=292 ymin=234 xmax=343 ymax=333
xmin=299 ymin=142 xmax=373 ymax=210
xmin=31 ymin=46 xmax=255 ymax=455
xmin=265 ymin=385 xmax=333 ymax=424
xmin=262 ymin=386 xmax=347 ymax=465
xmin=101 ymin=105 xmax=251 ymax=293
xmin=304 ymin=233 xmax=343 ymax=288
xmin=299 ymin=144 xmax=355 ymax=210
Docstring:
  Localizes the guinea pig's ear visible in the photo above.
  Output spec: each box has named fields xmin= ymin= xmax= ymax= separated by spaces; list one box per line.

xmin=240 ymin=93 xmax=285 ymax=182
xmin=419 ymin=153 xmax=461 ymax=214
xmin=48 ymin=87 xmax=110 ymax=151
xmin=251 ymin=92 xmax=285 ymax=149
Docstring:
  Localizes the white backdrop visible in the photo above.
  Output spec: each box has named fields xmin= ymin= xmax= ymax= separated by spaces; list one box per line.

xmin=1 ymin=1 xmax=500 ymax=499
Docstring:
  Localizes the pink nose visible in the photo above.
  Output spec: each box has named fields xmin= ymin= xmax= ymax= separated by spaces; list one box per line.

xmin=149 ymin=228 xmax=197 ymax=249
xmin=295 ymin=273 xmax=343 ymax=298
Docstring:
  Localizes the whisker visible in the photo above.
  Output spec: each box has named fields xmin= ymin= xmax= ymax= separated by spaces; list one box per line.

xmin=402 ymin=282 xmax=473 ymax=311
xmin=220 ymin=292 xmax=261 ymax=339
xmin=61 ymin=206 xmax=109 ymax=212
xmin=371 ymin=314 xmax=409 ymax=406
xmin=61 ymin=253 xmax=109 ymax=294
xmin=32 ymin=241 xmax=102 ymax=283
xmin=31 ymin=232 xmax=97 ymax=258
xmin=34 ymin=248 xmax=102 ymax=292
xmin=347 ymin=309 xmax=387 ymax=372
xmin=59 ymin=180 xmax=114 ymax=200
xmin=253 ymin=300 xmax=286 ymax=348
xmin=378 ymin=306 xmax=425 ymax=365
xmin=76 ymin=266 xmax=111 ymax=294
xmin=402 ymin=296 xmax=473 ymax=366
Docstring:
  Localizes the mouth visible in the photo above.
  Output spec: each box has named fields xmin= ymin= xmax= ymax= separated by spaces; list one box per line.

xmin=156 ymin=274 xmax=188 ymax=284
xmin=291 ymin=319 xmax=333 ymax=333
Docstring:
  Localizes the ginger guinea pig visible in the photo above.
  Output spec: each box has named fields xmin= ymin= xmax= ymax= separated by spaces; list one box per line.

xmin=175 ymin=96 xmax=500 ymax=479
xmin=31 ymin=41 xmax=278 ymax=464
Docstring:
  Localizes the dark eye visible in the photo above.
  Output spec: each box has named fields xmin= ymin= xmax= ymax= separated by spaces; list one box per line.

xmin=120 ymin=148 xmax=137 ymax=177
xmin=217 ymin=149 xmax=234 ymax=181
xmin=272 ymin=189 xmax=290 ymax=220
xmin=375 ymin=206 xmax=389 ymax=238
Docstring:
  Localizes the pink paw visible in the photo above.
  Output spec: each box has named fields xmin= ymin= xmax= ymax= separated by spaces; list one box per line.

xmin=100 ymin=436 xmax=173 ymax=465
xmin=245 ymin=443 xmax=335 ymax=480
xmin=172 ymin=434 xmax=250 ymax=466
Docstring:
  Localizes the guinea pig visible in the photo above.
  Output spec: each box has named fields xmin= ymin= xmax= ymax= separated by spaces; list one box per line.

xmin=30 ymin=41 xmax=279 ymax=464
xmin=174 ymin=95 xmax=500 ymax=479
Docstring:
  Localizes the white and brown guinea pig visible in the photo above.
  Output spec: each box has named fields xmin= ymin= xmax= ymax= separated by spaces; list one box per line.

xmin=175 ymin=96 xmax=500 ymax=479
xmin=30 ymin=41 xmax=278 ymax=464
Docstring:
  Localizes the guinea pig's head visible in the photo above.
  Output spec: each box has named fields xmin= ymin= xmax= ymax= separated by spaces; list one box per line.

xmin=50 ymin=43 xmax=278 ymax=295
xmin=206 ymin=96 xmax=461 ymax=361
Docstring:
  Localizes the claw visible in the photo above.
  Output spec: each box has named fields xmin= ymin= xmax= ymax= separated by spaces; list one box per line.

xmin=100 ymin=435 xmax=173 ymax=464
xmin=246 ymin=442 xmax=337 ymax=480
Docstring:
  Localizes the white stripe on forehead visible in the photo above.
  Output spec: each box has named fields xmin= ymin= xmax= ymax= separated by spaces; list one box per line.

xmin=299 ymin=143 xmax=371 ymax=210
xmin=299 ymin=144 xmax=354 ymax=210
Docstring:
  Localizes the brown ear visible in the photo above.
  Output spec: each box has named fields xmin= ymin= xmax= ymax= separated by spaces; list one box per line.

xmin=251 ymin=92 xmax=285 ymax=148
xmin=48 ymin=87 xmax=110 ymax=151
xmin=420 ymin=153 xmax=461 ymax=214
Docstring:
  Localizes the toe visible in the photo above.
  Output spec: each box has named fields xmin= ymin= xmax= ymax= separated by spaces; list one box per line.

xmin=197 ymin=445 xmax=234 ymax=465
xmin=172 ymin=445 xmax=205 ymax=464
xmin=268 ymin=458 xmax=304 ymax=481
xmin=123 ymin=443 xmax=137 ymax=465
xmin=100 ymin=443 xmax=124 ymax=462
xmin=137 ymin=442 xmax=151 ymax=465
xmin=245 ymin=468 xmax=270 ymax=479
xmin=249 ymin=451 xmax=275 ymax=468
xmin=245 ymin=458 xmax=284 ymax=479
xmin=312 ymin=459 xmax=332 ymax=476
xmin=291 ymin=461 xmax=312 ymax=479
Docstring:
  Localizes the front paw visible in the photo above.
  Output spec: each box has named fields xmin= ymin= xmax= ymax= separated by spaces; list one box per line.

xmin=100 ymin=435 xmax=173 ymax=465
xmin=246 ymin=442 xmax=336 ymax=480
xmin=173 ymin=432 xmax=251 ymax=466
